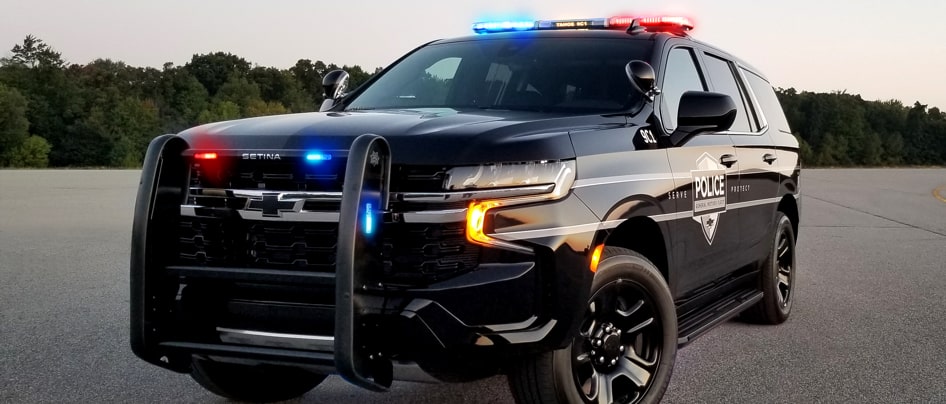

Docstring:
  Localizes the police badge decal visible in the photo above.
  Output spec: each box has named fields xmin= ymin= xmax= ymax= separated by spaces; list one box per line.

xmin=691 ymin=152 xmax=728 ymax=245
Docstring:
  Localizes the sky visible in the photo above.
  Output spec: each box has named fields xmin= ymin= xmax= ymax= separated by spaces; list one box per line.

xmin=1 ymin=0 xmax=945 ymax=109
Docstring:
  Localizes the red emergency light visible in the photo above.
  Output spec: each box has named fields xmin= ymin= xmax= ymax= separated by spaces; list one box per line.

xmin=635 ymin=16 xmax=694 ymax=31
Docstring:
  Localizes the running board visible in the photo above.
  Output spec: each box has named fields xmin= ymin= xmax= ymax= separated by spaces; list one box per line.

xmin=676 ymin=289 xmax=762 ymax=347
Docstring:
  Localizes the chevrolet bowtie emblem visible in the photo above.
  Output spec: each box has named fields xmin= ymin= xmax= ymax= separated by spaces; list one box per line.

xmin=246 ymin=193 xmax=296 ymax=217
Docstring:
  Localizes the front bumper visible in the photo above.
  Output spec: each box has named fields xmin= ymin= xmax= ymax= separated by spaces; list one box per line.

xmin=130 ymin=135 xmax=596 ymax=389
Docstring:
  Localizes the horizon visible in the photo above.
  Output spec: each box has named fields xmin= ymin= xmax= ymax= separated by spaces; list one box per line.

xmin=2 ymin=0 xmax=945 ymax=109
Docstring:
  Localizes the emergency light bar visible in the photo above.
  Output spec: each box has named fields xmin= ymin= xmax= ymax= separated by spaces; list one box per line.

xmin=471 ymin=16 xmax=694 ymax=34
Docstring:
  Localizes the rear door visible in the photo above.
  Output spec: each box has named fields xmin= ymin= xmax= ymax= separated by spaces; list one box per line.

xmin=701 ymin=51 xmax=780 ymax=266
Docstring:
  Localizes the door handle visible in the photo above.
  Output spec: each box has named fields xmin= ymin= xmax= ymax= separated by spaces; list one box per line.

xmin=763 ymin=153 xmax=778 ymax=165
xmin=720 ymin=154 xmax=738 ymax=168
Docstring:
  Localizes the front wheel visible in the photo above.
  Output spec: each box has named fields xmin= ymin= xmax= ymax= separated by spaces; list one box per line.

xmin=190 ymin=358 xmax=326 ymax=403
xmin=508 ymin=247 xmax=677 ymax=404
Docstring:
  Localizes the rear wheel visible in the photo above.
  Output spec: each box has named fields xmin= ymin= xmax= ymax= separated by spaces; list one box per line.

xmin=190 ymin=358 xmax=326 ymax=403
xmin=743 ymin=212 xmax=796 ymax=324
xmin=508 ymin=247 xmax=677 ymax=404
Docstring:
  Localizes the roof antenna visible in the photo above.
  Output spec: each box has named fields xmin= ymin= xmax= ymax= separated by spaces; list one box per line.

xmin=626 ymin=19 xmax=647 ymax=35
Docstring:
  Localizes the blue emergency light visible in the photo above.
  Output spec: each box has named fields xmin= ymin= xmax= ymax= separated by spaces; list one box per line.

xmin=471 ymin=20 xmax=535 ymax=34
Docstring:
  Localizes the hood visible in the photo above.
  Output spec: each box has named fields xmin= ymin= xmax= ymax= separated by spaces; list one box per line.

xmin=178 ymin=109 xmax=626 ymax=166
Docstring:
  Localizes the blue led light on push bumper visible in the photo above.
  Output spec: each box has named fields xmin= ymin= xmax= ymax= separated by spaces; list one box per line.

xmin=305 ymin=151 xmax=332 ymax=163
xmin=363 ymin=203 xmax=374 ymax=235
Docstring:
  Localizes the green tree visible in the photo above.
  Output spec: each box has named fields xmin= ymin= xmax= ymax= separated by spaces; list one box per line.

xmin=0 ymin=46 xmax=83 ymax=165
xmin=244 ymin=99 xmax=288 ymax=117
xmin=290 ymin=59 xmax=327 ymax=103
xmin=0 ymin=83 xmax=30 ymax=158
xmin=197 ymin=100 xmax=241 ymax=124
xmin=250 ymin=67 xmax=314 ymax=112
xmin=6 ymin=35 xmax=65 ymax=68
xmin=3 ymin=135 xmax=51 ymax=167
xmin=215 ymin=76 xmax=262 ymax=107
xmin=159 ymin=63 xmax=209 ymax=131
xmin=81 ymin=95 xmax=161 ymax=167
xmin=111 ymin=98 xmax=161 ymax=166
xmin=859 ymin=131 xmax=883 ymax=166
xmin=185 ymin=52 xmax=250 ymax=96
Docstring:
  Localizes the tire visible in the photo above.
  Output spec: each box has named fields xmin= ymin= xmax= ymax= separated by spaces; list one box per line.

xmin=190 ymin=358 xmax=326 ymax=403
xmin=508 ymin=247 xmax=677 ymax=404
xmin=743 ymin=212 xmax=796 ymax=324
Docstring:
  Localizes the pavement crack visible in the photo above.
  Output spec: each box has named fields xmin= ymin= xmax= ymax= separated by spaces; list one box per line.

xmin=804 ymin=194 xmax=946 ymax=238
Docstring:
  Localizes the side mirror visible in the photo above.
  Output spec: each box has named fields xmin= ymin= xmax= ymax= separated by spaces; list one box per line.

xmin=320 ymin=69 xmax=350 ymax=112
xmin=669 ymin=91 xmax=737 ymax=146
xmin=626 ymin=61 xmax=659 ymax=101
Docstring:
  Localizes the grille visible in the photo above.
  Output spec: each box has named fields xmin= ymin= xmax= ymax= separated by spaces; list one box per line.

xmin=178 ymin=218 xmax=338 ymax=271
xmin=182 ymin=157 xmax=477 ymax=284
xmin=382 ymin=222 xmax=480 ymax=285
xmin=190 ymin=159 xmax=346 ymax=192
xmin=190 ymin=159 xmax=447 ymax=193
xmin=177 ymin=217 xmax=480 ymax=285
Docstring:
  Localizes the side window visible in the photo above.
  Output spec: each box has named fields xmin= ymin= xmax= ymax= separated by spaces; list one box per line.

xmin=661 ymin=47 xmax=706 ymax=130
xmin=742 ymin=69 xmax=793 ymax=134
xmin=703 ymin=54 xmax=751 ymax=132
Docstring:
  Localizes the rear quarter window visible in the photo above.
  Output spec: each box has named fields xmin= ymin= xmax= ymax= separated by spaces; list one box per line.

xmin=742 ymin=69 xmax=793 ymax=134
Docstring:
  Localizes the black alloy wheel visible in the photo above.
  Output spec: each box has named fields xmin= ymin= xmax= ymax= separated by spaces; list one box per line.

xmin=571 ymin=280 xmax=663 ymax=403
xmin=743 ymin=211 xmax=796 ymax=324
xmin=774 ymin=222 xmax=793 ymax=308
xmin=508 ymin=247 xmax=677 ymax=404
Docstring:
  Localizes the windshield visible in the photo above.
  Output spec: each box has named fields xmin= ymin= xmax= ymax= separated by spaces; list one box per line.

xmin=346 ymin=36 xmax=652 ymax=113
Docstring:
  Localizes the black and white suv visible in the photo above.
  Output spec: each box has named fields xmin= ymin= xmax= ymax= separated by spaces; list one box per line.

xmin=131 ymin=15 xmax=800 ymax=404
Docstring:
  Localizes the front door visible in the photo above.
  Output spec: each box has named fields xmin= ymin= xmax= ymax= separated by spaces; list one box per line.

xmin=658 ymin=45 xmax=743 ymax=296
xmin=667 ymin=136 xmax=742 ymax=294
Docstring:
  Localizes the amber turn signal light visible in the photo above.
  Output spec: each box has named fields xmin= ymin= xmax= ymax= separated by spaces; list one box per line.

xmin=590 ymin=244 xmax=605 ymax=273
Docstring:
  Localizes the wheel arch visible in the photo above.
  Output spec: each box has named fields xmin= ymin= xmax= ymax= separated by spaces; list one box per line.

xmin=777 ymin=194 xmax=799 ymax=239
xmin=597 ymin=216 xmax=671 ymax=288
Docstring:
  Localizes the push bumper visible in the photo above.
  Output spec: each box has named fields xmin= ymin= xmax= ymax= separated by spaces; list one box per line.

xmin=131 ymin=134 xmax=593 ymax=389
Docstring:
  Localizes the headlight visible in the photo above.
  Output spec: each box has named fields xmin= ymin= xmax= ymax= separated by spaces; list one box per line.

xmin=401 ymin=160 xmax=575 ymax=204
xmin=444 ymin=160 xmax=575 ymax=199
xmin=445 ymin=160 xmax=576 ymax=254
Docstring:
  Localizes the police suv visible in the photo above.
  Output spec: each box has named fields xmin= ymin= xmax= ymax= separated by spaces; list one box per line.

xmin=131 ymin=15 xmax=800 ymax=404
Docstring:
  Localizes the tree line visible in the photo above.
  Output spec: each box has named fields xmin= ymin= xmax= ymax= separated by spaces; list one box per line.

xmin=777 ymin=89 xmax=946 ymax=166
xmin=0 ymin=35 xmax=943 ymax=168
xmin=0 ymin=35 xmax=376 ymax=167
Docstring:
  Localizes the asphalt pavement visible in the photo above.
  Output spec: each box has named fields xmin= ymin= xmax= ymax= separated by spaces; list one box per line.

xmin=1 ymin=168 xmax=944 ymax=403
